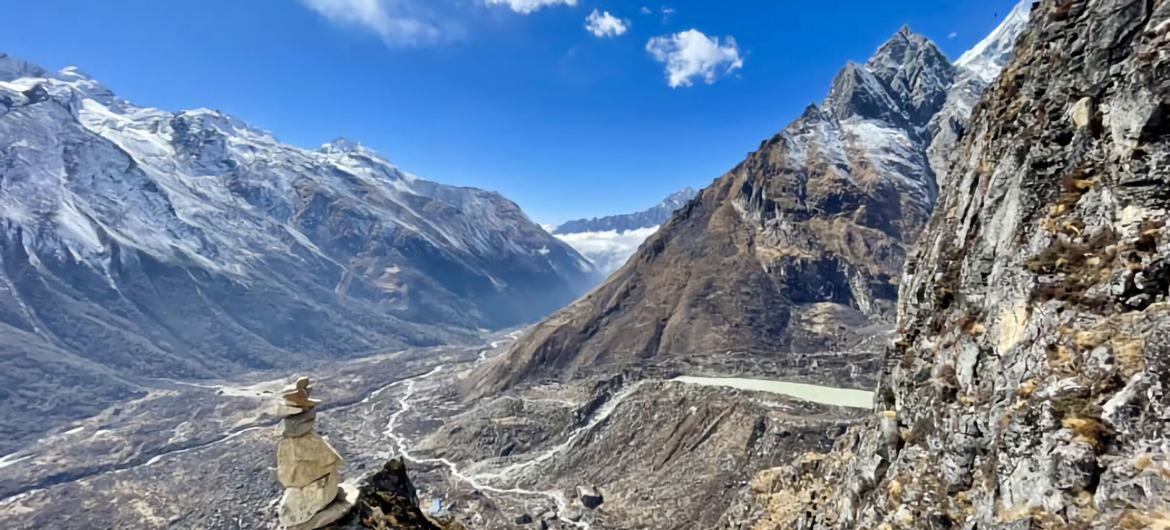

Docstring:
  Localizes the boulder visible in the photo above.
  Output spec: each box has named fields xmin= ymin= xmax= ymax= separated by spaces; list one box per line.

xmin=283 ymin=410 xmax=317 ymax=438
xmin=281 ymin=376 xmax=321 ymax=410
xmin=277 ymin=433 xmax=342 ymax=488
xmin=285 ymin=482 xmax=357 ymax=530
xmin=1069 ymin=96 xmax=1093 ymax=128
xmin=576 ymin=485 xmax=604 ymax=509
xmin=279 ymin=471 xmax=340 ymax=527
xmin=275 ymin=403 xmax=312 ymax=418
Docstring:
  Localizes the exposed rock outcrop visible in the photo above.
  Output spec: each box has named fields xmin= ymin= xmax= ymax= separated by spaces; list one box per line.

xmin=318 ymin=459 xmax=462 ymax=530
xmin=732 ymin=1 xmax=1170 ymax=528
xmin=928 ymin=0 xmax=1033 ymax=187
xmin=342 ymin=459 xmax=461 ymax=530
xmin=576 ymin=485 xmax=604 ymax=510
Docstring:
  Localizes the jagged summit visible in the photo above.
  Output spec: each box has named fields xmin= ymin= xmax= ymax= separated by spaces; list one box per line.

xmin=659 ymin=187 xmax=697 ymax=209
xmin=550 ymin=187 xmax=701 ymax=275
xmin=827 ymin=27 xmax=957 ymax=131
xmin=475 ymin=29 xmax=974 ymax=394
xmin=865 ymin=26 xmax=956 ymax=125
xmin=476 ymin=12 xmax=1034 ymax=395
xmin=0 ymin=55 xmax=124 ymax=106
xmin=317 ymin=137 xmax=404 ymax=170
xmin=869 ymin=25 xmax=939 ymax=69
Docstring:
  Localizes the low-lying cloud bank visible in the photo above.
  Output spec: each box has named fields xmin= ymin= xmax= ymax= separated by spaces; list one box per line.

xmin=553 ymin=226 xmax=660 ymax=275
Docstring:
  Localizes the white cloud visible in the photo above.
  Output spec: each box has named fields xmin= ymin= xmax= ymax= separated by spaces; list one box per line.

xmin=554 ymin=226 xmax=660 ymax=275
xmin=947 ymin=31 xmax=959 ymax=39
xmin=585 ymin=10 xmax=629 ymax=38
xmin=485 ymin=0 xmax=577 ymax=14
xmin=646 ymin=29 xmax=743 ymax=88
xmin=300 ymin=0 xmax=578 ymax=45
xmin=640 ymin=6 xmax=652 ymax=15
xmin=298 ymin=0 xmax=459 ymax=46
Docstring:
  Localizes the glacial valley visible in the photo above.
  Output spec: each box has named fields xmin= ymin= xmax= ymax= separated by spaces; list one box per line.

xmin=0 ymin=332 xmax=878 ymax=530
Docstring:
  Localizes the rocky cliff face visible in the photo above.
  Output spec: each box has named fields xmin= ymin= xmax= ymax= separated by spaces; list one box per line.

xmin=928 ymin=0 xmax=1033 ymax=187
xmin=0 ymin=54 xmax=596 ymax=451
xmin=734 ymin=1 xmax=1170 ymax=528
xmin=475 ymin=17 xmax=1027 ymax=394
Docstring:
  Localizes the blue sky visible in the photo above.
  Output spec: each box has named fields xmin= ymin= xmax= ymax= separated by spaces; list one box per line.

xmin=2 ymin=0 xmax=1019 ymax=224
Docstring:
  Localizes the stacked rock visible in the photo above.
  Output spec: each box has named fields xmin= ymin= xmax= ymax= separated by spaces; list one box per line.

xmin=276 ymin=377 xmax=356 ymax=530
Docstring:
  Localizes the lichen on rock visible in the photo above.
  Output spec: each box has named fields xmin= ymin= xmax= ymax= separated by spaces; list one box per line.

xmin=728 ymin=1 xmax=1170 ymax=528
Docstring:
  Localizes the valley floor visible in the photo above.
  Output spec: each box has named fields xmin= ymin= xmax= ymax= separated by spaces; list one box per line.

xmin=0 ymin=333 xmax=878 ymax=529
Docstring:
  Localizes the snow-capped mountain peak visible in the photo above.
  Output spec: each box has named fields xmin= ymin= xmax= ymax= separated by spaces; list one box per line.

xmin=825 ymin=26 xmax=957 ymax=138
xmin=956 ymin=0 xmax=1033 ymax=83
xmin=551 ymin=187 xmax=699 ymax=275
xmin=482 ymin=12 xmax=1043 ymax=392
xmin=658 ymin=187 xmax=697 ymax=210
xmin=927 ymin=1 xmax=1033 ymax=186
xmin=320 ymin=136 xmax=366 ymax=154
xmin=553 ymin=187 xmax=699 ymax=236
xmin=0 ymin=54 xmax=600 ymax=442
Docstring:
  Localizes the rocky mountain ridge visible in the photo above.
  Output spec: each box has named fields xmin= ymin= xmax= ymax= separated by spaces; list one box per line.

xmin=475 ymin=9 xmax=1030 ymax=394
xmin=0 ymin=54 xmax=596 ymax=452
xmin=733 ymin=0 xmax=1170 ymax=528
xmin=552 ymin=187 xmax=698 ymax=235
xmin=927 ymin=0 xmax=1034 ymax=188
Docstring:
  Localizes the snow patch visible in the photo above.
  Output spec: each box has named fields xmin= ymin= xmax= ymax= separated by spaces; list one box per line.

xmin=956 ymin=0 xmax=1032 ymax=83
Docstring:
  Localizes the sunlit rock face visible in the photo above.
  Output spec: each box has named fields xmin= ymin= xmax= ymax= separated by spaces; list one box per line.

xmin=728 ymin=1 xmax=1170 ymax=528
xmin=928 ymin=0 xmax=1032 ymax=188
xmin=477 ymin=12 xmax=1030 ymax=394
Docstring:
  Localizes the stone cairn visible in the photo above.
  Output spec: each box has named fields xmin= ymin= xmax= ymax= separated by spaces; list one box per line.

xmin=276 ymin=376 xmax=356 ymax=530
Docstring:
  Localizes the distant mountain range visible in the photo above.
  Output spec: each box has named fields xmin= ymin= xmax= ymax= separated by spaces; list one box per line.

xmin=478 ymin=6 xmax=1031 ymax=393
xmin=0 ymin=54 xmax=597 ymax=451
xmin=553 ymin=188 xmax=697 ymax=235
xmin=550 ymin=188 xmax=698 ymax=274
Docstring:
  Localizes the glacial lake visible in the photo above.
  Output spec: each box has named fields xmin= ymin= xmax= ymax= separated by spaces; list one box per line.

xmin=672 ymin=376 xmax=874 ymax=409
